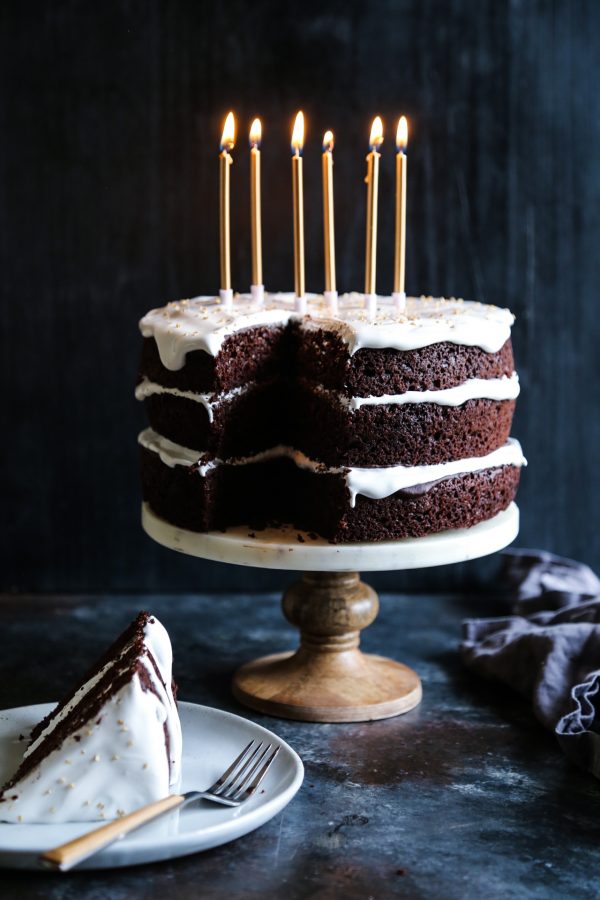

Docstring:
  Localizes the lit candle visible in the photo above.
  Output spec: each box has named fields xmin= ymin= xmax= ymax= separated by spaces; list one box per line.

xmin=393 ymin=116 xmax=408 ymax=312
xmin=249 ymin=118 xmax=263 ymax=303
xmin=219 ymin=111 xmax=235 ymax=307
xmin=291 ymin=111 xmax=306 ymax=313
xmin=322 ymin=130 xmax=337 ymax=313
xmin=364 ymin=116 xmax=383 ymax=315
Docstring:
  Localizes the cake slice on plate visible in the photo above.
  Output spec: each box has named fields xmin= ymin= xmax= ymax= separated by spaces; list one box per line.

xmin=0 ymin=612 xmax=182 ymax=824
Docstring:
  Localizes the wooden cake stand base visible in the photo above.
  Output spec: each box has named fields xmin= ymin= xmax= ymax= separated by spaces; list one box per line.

xmin=142 ymin=503 xmax=519 ymax=723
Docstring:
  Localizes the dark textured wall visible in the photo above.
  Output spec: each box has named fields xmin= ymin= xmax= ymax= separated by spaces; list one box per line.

xmin=2 ymin=1 xmax=599 ymax=593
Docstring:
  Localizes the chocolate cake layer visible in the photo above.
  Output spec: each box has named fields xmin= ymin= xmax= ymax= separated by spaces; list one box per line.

xmin=139 ymin=326 xmax=514 ymax=398
xmin=139 ymin=324 xmax=292 ymax=394
xmin=293 ymin=389 xmax=516 ymax=467
xmin=142 ymin=380 xmax=290 ymax=458
xmin=140 ymin=446 xmax=520 ymax=543
xmin=296 ymin=330 xmax=514 ymax=395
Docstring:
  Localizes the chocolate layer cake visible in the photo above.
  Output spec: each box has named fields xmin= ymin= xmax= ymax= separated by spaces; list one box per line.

xmin=136 ymin=293 xmax=526 ymax=542
xmin=0 ymin=613 xmax=182 ymax=824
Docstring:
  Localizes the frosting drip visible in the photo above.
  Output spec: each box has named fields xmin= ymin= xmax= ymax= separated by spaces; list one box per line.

xmin=139 ymin=428 xmax=526 ymax=508
xmin=140 ymin=293 xmax=515 ymax=371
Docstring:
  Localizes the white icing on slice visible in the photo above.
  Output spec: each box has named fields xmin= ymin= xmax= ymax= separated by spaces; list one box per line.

xmin=0 ymin=617 xmax=182 ymax=824
xmin=140 ymin=293 xmax=515 ymax=370
xmin=0 ymin=675 xmax=172 ymax=824
xmin=138 ymin=428 xmax=526 ymax=508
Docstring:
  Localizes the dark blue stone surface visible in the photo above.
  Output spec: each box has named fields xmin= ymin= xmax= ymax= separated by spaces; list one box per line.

xmin=1 ymin=591 xmax=599 ymax=898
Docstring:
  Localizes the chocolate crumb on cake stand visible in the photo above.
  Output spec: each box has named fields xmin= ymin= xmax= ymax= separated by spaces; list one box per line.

xmin=142 ymin=501 xmax=519 ymax=723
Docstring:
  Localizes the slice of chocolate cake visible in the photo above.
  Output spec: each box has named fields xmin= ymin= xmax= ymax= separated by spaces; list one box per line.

xmin=0 ymin=612 xmax=182 ymax=824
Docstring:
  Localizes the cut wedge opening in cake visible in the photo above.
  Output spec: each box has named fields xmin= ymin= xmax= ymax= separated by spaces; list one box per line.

xmin=137 ymin=293 xmax=526 ymax=542
xmin=0 ymin=612 xmax=182 ymax=824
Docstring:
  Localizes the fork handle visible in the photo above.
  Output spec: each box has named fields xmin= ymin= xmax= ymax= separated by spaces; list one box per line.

xmin=40 ymin=794 xmax=185 ymax=872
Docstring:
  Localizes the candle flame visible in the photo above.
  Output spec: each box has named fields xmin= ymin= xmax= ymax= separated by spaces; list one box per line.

xmin=291 ymin=111 xmax=305 ymax=154
xmin=369 ymin=116 xmax=384 ymax=151
xmin=220 ymin=111 xmax=235 ymax=152
xmin=249 ymin=117 xmax=262 ymax=148
xmin=396 ymin=116 xmax=408 ymax=152
xmin=323 ymin=130 xmax=334 ymax=153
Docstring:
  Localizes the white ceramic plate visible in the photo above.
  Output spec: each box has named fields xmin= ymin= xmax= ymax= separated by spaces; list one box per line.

xmin=0 ymin=701 xmax=303 ymax=870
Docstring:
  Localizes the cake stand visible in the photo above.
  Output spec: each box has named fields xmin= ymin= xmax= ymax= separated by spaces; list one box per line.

xmin=142 ymin=502 xmax=519 ymax=723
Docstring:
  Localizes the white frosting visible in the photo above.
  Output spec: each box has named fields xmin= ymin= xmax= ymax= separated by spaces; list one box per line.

xmin=139 ymin=293 xmax=515 ymax=371
xmin=339 ymin=374 xmax=520 ymax=411
xmin=0 ymin=617 xmax=182 ymax=824
xmin=136 ymin=374 xmax=519 ymax=416
xmin=138 ymin=428 xmax=526 ymax=508
xmin=135 ymin=379 xmax=249 ymax=423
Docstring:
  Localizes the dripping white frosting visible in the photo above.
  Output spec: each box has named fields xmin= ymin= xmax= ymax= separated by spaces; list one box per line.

xmin=0 ymin=616 xmax=182 ymax=824
xmin=139 ymin=293 xmax=515 ymax=371
xmin=317 ymin=374 xmax=520 ymax=411
xmin=138 ymin=428 xmax=526 ymax=508
xmin=135 ymin=379 xmax=250 ymax=423
xmin=135 ymin=374 xmax=519 ymax=416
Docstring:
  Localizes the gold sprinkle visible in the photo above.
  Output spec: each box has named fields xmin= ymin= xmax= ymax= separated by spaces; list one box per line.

xmin=68 ymin=783 xmax=76 ymax=789
xmin=64 ymin=759 xmax=72 ymax=765
xmin=17 ymin=815 xmax=23 ymax=823
xmin=57 ymin=777 xmax=66 ymax=785
xmin=117 ymin=719 xmax=124 ymax=725
xmin=119 ymin=726 xmax=129 ymax=733
xmin=92 ymin=754 xmax=101 ymax=762
xmin=142 ymin=763 xmax=148 ymax=770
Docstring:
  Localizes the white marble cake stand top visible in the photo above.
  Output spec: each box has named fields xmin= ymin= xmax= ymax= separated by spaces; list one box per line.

xmin=141 ymin=502 xmax=519 ymax=573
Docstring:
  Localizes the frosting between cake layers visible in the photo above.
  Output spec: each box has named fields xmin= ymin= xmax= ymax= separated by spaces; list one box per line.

xmin=139 ymin=293 xmax=515 ymax=371
xmin=135 ymin=373 xmax=520 ymax=417
xmin=138 ymin=428 xmax=526 ymax=508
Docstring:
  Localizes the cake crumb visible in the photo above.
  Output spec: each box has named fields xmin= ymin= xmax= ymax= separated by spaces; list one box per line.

xmin=143 ymin=763 xmax=148 ymax=769
xmin=117 ymin=809 xmax=126 ymax=818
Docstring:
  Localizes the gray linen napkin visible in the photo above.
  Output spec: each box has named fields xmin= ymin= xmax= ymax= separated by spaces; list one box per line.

xmin=462 ymin=549 xmax=600 ymax=777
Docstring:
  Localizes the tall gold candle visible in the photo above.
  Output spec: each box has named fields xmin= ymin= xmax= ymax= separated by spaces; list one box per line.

xmin=249 ymin=118 xmax=263 ymax=296
xmin=219 ymin=111 xmax=235 ymax=303
xmin=322 ymin=130 xmax=336 ymax=296
xmin=291 ymin=111 xmax=305 ymax=308
xmin=364 ymin=116 xmax=383 ymax=305
xmin=393 ymin=116 xmax=408 ymax=306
